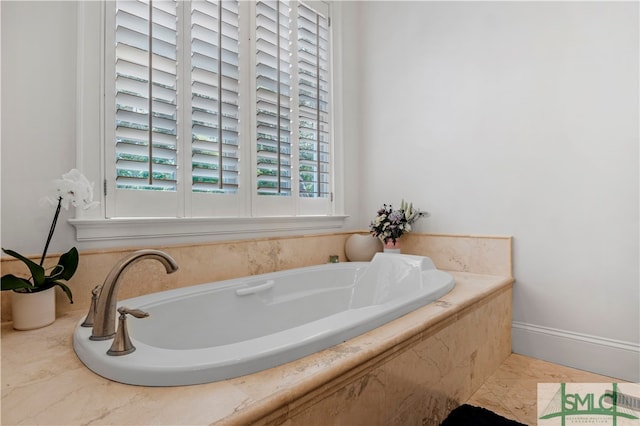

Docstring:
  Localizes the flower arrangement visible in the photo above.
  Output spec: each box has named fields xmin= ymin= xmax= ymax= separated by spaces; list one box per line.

xmin=369 ymin=200 xmax=426 ymax=244
xmin=1 ymin=169 xmax=98 ymax=303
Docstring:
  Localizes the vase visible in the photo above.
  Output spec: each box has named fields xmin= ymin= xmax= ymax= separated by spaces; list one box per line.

xmin=345 ymin=234 xmax=382 ymax=261
xmin=383 ymin=239 xmax=401 ymax=254
xmin=11 ymin=286 xmax=56 ymax=330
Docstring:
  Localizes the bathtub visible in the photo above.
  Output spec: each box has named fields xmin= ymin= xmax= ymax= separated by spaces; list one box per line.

xmin=73 ymin=253 xmax=455 ymax=386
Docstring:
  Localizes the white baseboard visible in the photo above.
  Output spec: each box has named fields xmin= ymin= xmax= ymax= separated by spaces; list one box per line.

xmin=512 ymin=321 xmax=640 ymax=382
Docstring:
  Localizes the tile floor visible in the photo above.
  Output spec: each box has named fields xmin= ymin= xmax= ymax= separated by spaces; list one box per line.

xmin=466 ymin=353 xmax=624 ymax=425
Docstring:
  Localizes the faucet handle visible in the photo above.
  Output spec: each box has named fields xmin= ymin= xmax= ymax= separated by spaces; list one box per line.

xmin=81 ymin=284 xmax=103 ymax=328
xmin=107 ymin=307 xmax=149 ymax=356
xmin=117 ymin=306 xmax=149 ymax=319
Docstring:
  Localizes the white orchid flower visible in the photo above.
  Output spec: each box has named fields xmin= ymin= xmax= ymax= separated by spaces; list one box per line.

xmin=49 ymin=169 xmax=99 ymax=210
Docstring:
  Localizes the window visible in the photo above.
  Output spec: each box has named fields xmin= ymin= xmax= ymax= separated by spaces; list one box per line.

xmin=104 ymin=0 xmax=333 ymax=219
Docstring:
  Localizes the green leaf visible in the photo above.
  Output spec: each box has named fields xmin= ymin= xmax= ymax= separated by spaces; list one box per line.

xmin=1 ymin=274 xmax=35 ymax=291
xmin=1 ymin=248 xmax=45 ymax=286
xmin=2 ymin=247 xmax=77 ymax=304
xmin=57 ymin=247 xmax=79 ymax=281
xmin=52 ymin=281 xmax=74 ymax=304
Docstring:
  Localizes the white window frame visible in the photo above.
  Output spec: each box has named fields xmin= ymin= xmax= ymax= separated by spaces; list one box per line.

xmin=71 ymin=0 xmax=347 ymax=247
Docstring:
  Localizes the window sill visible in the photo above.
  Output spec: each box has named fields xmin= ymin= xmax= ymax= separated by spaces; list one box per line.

xmin=69 ymin=215 xmax=350 ymax=246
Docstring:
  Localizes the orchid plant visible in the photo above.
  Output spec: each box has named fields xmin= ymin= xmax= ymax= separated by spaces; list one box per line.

xmin=369 ymin=200 xmax=427 ymax=244
xmin=1 ymin=169 xmax=98 ymax=303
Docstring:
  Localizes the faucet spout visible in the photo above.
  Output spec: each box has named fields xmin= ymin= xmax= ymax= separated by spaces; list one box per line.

xmin=90 ymin=249 xmax=179 ymax=341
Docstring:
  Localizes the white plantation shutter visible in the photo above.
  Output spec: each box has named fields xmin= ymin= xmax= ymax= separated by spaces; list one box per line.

xmin=256 ymin=1 xmax=292 ymax=197
xmin=114 ymin=0 xmax=178 ymax=192
xmin=191 ymin=1 xmax=240 ymax=194
xmin=105 ymin=0 xmax=333 ymax=219
xmin=297 ymin=2 xmax=330 ymax=199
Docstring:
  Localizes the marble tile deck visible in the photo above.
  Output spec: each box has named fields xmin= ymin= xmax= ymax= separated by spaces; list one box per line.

xmin=466 ymin=353 xmax=624 ymax=425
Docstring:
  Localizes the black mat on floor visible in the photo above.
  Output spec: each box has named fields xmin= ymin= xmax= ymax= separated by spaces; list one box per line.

xmin=440 ymin=404 xmax=527 ymax=426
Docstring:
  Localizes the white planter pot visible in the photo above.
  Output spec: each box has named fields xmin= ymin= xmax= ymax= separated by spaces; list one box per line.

xmin=11 ymin=286 xmax=56 ymax=330
xmin=344 ymin=234 xmax=382 ymax=261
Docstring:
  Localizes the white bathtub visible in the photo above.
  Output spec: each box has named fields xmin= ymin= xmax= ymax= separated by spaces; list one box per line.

xmin=73 ymin=253 xmax=455 ymax=386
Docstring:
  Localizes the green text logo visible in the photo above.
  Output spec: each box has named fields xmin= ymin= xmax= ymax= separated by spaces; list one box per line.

xmin=539 ymin=383 xmax=640 ymax=426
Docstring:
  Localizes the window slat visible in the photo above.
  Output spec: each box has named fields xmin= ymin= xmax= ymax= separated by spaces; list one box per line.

xmin=297 ymin=3 xmax=330 ymax=198
xmin=256 ymin=1 xmax=292 ymax=196
xmin=191 ymin=0 xmax=240 ymax=194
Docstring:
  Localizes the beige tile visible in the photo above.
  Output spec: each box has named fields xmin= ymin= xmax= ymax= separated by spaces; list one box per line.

xmin=2 ymin=232 xmax=511 ymax=322
xmin=402 ymin=233 xmax=512 ymax=276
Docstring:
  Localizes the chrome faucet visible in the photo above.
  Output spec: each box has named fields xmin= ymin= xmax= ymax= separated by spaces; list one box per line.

xmin=90 ymin=249 xmax=179 ymax=341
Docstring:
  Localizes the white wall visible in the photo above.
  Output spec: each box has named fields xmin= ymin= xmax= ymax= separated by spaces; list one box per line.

xmin=341 ymin=1 xmax=639 ymax=380
xmin=1 ymin=1 xmax=79 ymax=256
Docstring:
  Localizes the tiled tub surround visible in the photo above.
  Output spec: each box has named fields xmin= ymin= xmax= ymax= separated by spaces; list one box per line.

xmin=1 ymin=233 xmax=510 ymax=322
xmin=1 ymin=233 xmax=512 ymax=425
